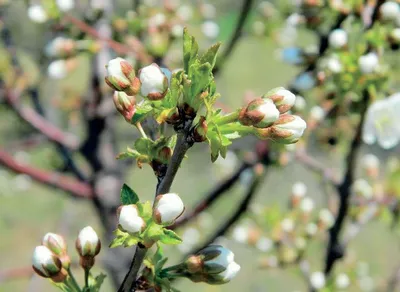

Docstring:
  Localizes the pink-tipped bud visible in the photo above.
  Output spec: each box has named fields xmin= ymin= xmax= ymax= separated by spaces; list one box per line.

xmin=255 ymin=114 xmax=307 ymax=143
xmin=138 ymin=63 xmax=169 ymax=100
xmin=118 ymin=205 xmax=146 ymax=234
xmin=263 ymin=87 xmax=296 ymax=114
xmin=75 ymin=226 xmax=101 ymax=270
xmin=239 ymin=98 xmax=280 ymax=128
xmin=105 ymin=57 xmax=140 ymax=95
xmin=153 ymin=193 xmax=185 ymax=225
xmin=113 ymin=91 xmax=136 ymax=122
xmin=32 ymin=246 xmax=67 ymax=283
xmin=42 ymin=233 xmax=70 ymax=269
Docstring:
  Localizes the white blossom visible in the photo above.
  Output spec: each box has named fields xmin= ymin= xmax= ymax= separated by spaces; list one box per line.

xmin=48 ymin=60 xmax=67 ymax=79
xmin=76 ymin=226 xmax=100 ymax=257
xmin=256 ymin=236 xmax=273 ymax=252
xmin=292 ymin=181 xmax=307 ymax=198
xmin=328 ymin=29 xmax=348 ymax=49
xmin=153 ymin=193 xmax=184 ymax=225
xmin=380 ymin=1 xmax=400 ymax=20
xmin=310 ymin=271 xmax=326 ymax=290
xmin=119 ymin=205 xmax=145 ymax=233
xmin=335 ymin=273 xmax=350 ymax=289
xmin=56 ymin=0 xmax=75 ymax=12
xmin=139 ymin=63 xmax=168 ymax=99
xmin=201 ymin=21 xmax=220 ymax=39
xmin=358 ymin=52 xmax=379 ymax=74
xmin=28 ymin=5 xmax=48 ymax=23
xmin=300 ymin=197 xmax=315 ymax=213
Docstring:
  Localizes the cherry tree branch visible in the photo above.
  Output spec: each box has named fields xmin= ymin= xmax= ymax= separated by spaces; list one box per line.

xmin=0 ymin=148 xmax=93 ymax=198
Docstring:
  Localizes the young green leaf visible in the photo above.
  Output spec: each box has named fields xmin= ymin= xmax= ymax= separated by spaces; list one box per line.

xmin=159 ymin=229 xmax=182 ymax=245
xmin=120 ymin=183 xmax=139 ymax=205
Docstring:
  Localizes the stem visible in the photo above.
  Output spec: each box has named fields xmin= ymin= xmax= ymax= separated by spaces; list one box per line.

xmin=219 ymin=123 xmax=255 ymax=135
xmin=135 ymin=122 xmax=148 ymax=139
xmin=67 ymin=268 xmax=81 ymax=292
xmin=118 ymin=246 xmax=147 ymax=292
xmin=84 ymin=269 xmax=89 ymax=289
xmin=215 ymin=110 xmax=240 ymax=126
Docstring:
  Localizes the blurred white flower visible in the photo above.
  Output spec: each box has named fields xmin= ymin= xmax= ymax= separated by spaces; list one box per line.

xmin=28 ymin=5 xmax=48 ymax=23
xmin=171 ymin=24 xmax=184 ymax=38
xmin=310 ymin=106 xmax=325 ymax=121
xmin=56 ymin=0 xmax=75 ymax=12
xmin=362 ymin=93 xmax=400 ymax=149
xmin=281 ymin=218 xmax=294 ymax=233
xmin=48 ymin=60 xmax=67 ymax=79
xmin=328 ymin=29 xmax=347 ymax=49
xmin=177 ymin=5 xmax=193 ymax=21
xmin=380 ymin=1 xmax=400 ymax=20
xmin=294 ymin=95 xmax=306 ymax=111
xmin=149 ymin=13 xmax=166 ymax=27
xmin=300 ymin=197 xmax=314 ymax=213
xmin=202 ymin=3 xmax=217 ymax=19
xmin=232 ymin=225 xmax=248 ymax=243
xmin=202 ymin=21 xmax=220 ymax=39
xmin=358 ymin=52 xmax=379 ymax=74
xmin=352 ymin=179 xmax=373 ymax=199
xmin=335 ymin=273 xmax=350 ymax=289
xmin=256 ymin=236 xmax=273 ymax=252
xmin=306 ymin=222 xmax=318 ymax=236
xmin=310 ymin=271 xmax=326 ymax=290
xmin=326 ymin=56 xmax=342 ymax=73
xmin=362 ymin=154 xmax=379 ymax=170
xmin=292 ymin=181 xmax=307 ymax=198
xmin=391 ymin=28 xmax=400 ymax=42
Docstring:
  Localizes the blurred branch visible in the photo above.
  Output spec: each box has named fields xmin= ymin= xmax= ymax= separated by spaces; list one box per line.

xmin=4 ymin=89 xmax=80 ymax=150
xmin=170 ymin=161 xmax=253 ymax=229
xmin=63 ymin=13 xmax=152 ymax=63
xmin=213 ymin=0 xmax=254 ymax=75
xmin=185 ymin=164 xmax=266 ymax=257
xmin=324 ymin=90 xmax=370 ymax=275
xmin=0 ymin=148 xmax=93 ymax=198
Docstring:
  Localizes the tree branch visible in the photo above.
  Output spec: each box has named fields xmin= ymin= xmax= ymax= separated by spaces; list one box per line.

xmin=0 ymin=148 xmax=93 ymax=198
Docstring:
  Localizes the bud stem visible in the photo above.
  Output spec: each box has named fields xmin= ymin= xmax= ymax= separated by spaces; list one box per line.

xmin=67 ymin=268 xmax=81 ymax=292
xmin=215 ymin=110 xmax=240 ymax=126
xmin=219 ymin=124 xmax=256 ymax=135
xmin=84 ymin=268 xmax=90 ymax=289
xmin=135 ymin=122 xmax=148 ymax=138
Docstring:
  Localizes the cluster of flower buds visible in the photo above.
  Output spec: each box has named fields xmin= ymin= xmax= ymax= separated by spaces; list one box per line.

xmin=239 ymin=88 xmax=306 ymax=144
xmin=182 ymin=245 xmax=241 ymax=284
xmin=105 ymin=58 xmax=170 ymax=122
xmin=75 ymin=226 xmax=101 ymax=270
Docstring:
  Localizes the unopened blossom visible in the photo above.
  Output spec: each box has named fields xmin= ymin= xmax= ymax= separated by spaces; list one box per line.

xmin=184 ymin=245 xmax=241 ymax=284
xmin=118 ymin=205 xmax=146 ymax=234
xmin=139 ymin=63 xmax=169 ymax=100
xmin=362 ymin=154 xmax=380 ymax=178
xmin=335 ymin=273 xmax=350 ymax=289
xmin=201 ymin=21 xmax=220 ymax=39
xmin=42 ymin=233 xmax=70 ymax=269
xmin=76 ymin=226 xmax=101 ymax=258
xmin=153 ymin=193 xmax=184 ymax=225
xmin=310 ymin=271 xmax=326 ymax=290
xmin=239 ymin=98 xmax=280 ymax=128
xmin=362 ymin=93 xmax=400 ymax=149
xmin=328 ymin=29 xmax=348 ymax=49
xmin=28 ymin=5 xmax=48 ymax=23
xmin=256 ymin=236 xmax=273 ymax=252
xmin=391 ymin=28 xmax=400 ymax=42
xmin=281 ymin=218 xmax=294 ymax=233
xmin=358 ymin=52 xmax=379 ymax=74
xmin=32 ymin=246 xmax=67 ymax=282
xmin=113 ymin=91 xmax=136 ymax=122
xmin=264 ymin=87 xmax=296 ymax=113
xmin=318 ymin=209 xmax=335 ymax=229
xmin=256 ymin=115 xmax=306 ymax=143
xmin=380 ymin=1 xmax=400 ymax=20
xmin=105 ymin=57 xmax=139 ymax=95
xmin=326 ymin=56 xmax=343 ymax=73
xmin=300 ymin=197 xmax=314 ymax=213
xmin=309 ymin=106 xmax=325 ymax=121
xmin=48 ymin=60 xmax=67 ymax=79
xmin=232 ymin=225 xmax=249 ymax=243
xmin=352 ymin=179 xmax=373 ymax=199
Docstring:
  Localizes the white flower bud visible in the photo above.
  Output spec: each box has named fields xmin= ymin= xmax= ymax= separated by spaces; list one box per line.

xmin=328 ymin=29 xmax=348 ymax=49
xmin=118 ymin=205 xmax=146 ymax=234
xmin=139 ymin=63 xmax=168 ymax=100
xmin=310 ymin=271 xmax=326 ymax=290
xmin=153 ymin=193 xmax=185 ymax=225
xmin=306 ymin=222 xmax=318 ymax=237
xmin=239 ymin=98 xmax=280 ymax=128
xmin=256 ymin=236 xmax=273 ymax=252
xmin=42 ymin=233 xmax=67 ymax=256
xmin=105 ymin=57 xmax=139 ymax=95
xmin=318 ymin=209 xmax=335 ymax=229
xmin=32 ymin=246 xmax=66 ymax=282
xmin=294 ymin=95 xmax=306 ymax=111
xmin=292 ymin=182 xmax=307 ymax=198
xmin=300 ymin=197 xmax=314 ymax=213
xmin=335 ymin=273 xmax=350 ymax=289
xmin=75 ymin=226 xmax=101 ymax=258
xmin=358 ymin=52 xmax=379 ymax=74
xmin=326 ymin=56 xmax=342 ymax=73
xmin=56 ymin=0 xmax=75 ymax=12
xmin=171 ymin=24 xmax=184 ymax=38
xmin=265 ymin=87 xmax=296 ymax=113
xmin=281 ymin=218 xmax=294 ymax=233
xmin=48 ymin=60 xmax=67 ymax=79
xmin=28 ymin=5 xmax=48 ymax=23
xmin=310 ymin=106 xmax=325 ymax=121
xmin=232 ymin=225 xmax=249 ymax=243
xmin=201 ymin=21 xmax=220 ymax=39
xmin=352 ymin=179 xmax=373 ymax=199
xmin=362 ymin=154 xmax=379 ymax=178
xmin=380 ymin=2 xmax=400 ymax=21
xmin=258 ymin=114 xmax=306 ymax=144
xmin=185 ymin=245 xmax=241 ymax=284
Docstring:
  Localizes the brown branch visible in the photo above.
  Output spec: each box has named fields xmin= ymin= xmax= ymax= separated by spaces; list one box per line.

xmin=0 ymin=148 xmax=93 ymax=198
xmin=4 ymin=89 xmax=80 ymax=150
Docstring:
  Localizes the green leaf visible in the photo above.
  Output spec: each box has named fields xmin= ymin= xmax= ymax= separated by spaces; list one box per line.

xmin=159 ymin=229 xmax=182 ymax=245
xmin=199 ymin=42 xmax=221 ymax=68
xmin=88 ymin=273 xmax=106 ymax=292
xmin=131 ymin=102 xmax=153 ymax=124
xmin=116 ymin=147 xmax=141 ymax=160
xmin=120 ymin=184 xmax=139 ymax=205
xmin=109 ymin=233 xmax=129 ymax=248
xmin=123 ymin=236 xmax=140 ymax=247
xmin=183 ymin=28 xmax=199 ymax=73
xmin=144 ymin=222 xmax=165 ymax=241
xmin=137 ymin=201 xmax=153 ymax=221
xmin=134 ymin=138 xmax=154 ymax=154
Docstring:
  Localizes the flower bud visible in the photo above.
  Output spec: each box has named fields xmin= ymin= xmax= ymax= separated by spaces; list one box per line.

xmin=281 ymin=218 xmax=294 ymax=233
xmin=113 ymin=91 xmax=136 ymax=122
xmin=326 ymin=56 xmax=342 ymax=73
xmin=291 ymin=181 xmax=307 ymax=207
xmin=362 ymin=154 xmax=379 ymax=179
xmin=118 ymin=205 xmax=146 ymax=234
xmin=255 ymin=115 xmax=307 ymax=144
xmin=185 ymin=245 xmax=241 ymax=284
xmin=232 ymin=225 xmax=249 ymax=243
xmin=48 ymin=60 xmax=68 ymax=79
xmin=310 ymin=271 xmax=326 ymax=290
xmin=201 ymin=21 xmax=220 ymax=39
xmin=328 ymin=29 xmax=347 ymax=49
xmin=380 ymin=1 xmax=400 ymax=21
xmin=318 ymin=209 xmax=335 ymax=229
xmin=28 ymin=5 xmax=48 ymax=23
xmin=256 ymin=236 xmax=273 ymax=252
xmin=352 ymin=179 xmax=373 ymax=199
xmin=358 ymin=52 xmax=379 ymax=74
xmin=300 ymin=197 xmax=314 ymax=214
xmin=193 ymin=116 xmax=208 ymax=142
xmin=105 ymin=58 xmax=140 ymax=95
xmin=239 ymin=98 xmax=280 ymax=128
xmin=56 ymin=0 xmax=75 ymax=12
xmin=32 ymin=246 xmax=67 ymax=283
xmin=263 ymin=87 xmax=296 ymax=114
xmin=138 ymin=63 xmax=169 ymax=100
xmin=45 ymin=37 xmax=76 ymax=58
xmin=42 ymin=233 xmax=70 ymax=269
xmin=75 ymin=226 xmax=101 ymax=270
xmin=306 ymin=222 xmax=318 ymax=237
xmin=153 ymin=193 xmax=185 ymax=225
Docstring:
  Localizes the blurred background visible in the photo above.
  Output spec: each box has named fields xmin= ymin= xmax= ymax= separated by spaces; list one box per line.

xmin=1 ymin=0 xmax=400 ymax=291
